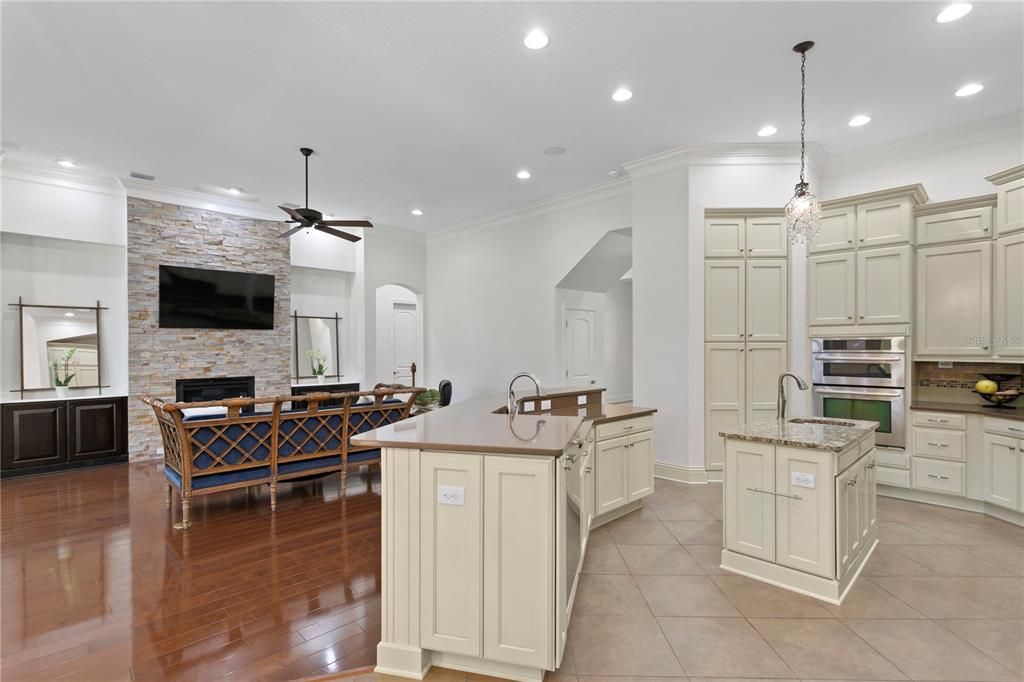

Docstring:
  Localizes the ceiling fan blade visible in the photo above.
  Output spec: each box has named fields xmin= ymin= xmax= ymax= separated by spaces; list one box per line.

xmin=279 ymin=225 xmax=305 ymax=238
xmin=278 ymin=205 xmax=306 ymax=222
xmin=319 ymin=219 xmax=373 ymax=228
xmin=315 ymin=225 xmax=362 ymax=242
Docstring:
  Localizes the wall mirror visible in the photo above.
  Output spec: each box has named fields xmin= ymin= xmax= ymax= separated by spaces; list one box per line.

xmin=13 ymin=301 xmax=104 ymax=393
xmin=292 ymin=312 xmax=342 ymax=380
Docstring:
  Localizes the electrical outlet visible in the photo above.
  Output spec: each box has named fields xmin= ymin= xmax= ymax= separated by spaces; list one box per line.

xmin=791 ymin=472 xmax=816 ymax=488
xmin=437 ymin=485 xmax=465 ymax=506
xmin=938 ymin=361 xmax=954 ymax=369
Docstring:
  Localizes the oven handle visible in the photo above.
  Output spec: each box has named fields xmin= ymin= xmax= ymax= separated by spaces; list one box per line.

xmin=812 ymin=354 xmax=904 ymax=363
xmin=814 ymin=387 xmax=904 ymax=399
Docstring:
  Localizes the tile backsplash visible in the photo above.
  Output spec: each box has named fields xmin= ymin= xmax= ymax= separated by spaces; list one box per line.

xmin=914 ymin=361 xmax=1024 ymax=390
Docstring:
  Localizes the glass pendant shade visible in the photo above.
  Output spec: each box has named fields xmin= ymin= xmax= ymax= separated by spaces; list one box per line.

xmin=785 ymin=181 xmax=822 ymax=245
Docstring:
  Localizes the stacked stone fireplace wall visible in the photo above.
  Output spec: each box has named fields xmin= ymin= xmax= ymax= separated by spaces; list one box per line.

xmin=127 ymin=197 xmax=291 ymax=458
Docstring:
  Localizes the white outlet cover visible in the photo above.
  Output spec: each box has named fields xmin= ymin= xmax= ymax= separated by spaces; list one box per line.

xmin=791 ymin=472 xmax=816 ymax=488
xmin=438 ymin=485 xmax=465 ymax=506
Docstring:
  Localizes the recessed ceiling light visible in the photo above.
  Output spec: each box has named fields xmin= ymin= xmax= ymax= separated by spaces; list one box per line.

xmin=848 ymin=114 xmax=872 ymax=127
xmin=226 ymin=187 xmax=243 ymax=196
xmin=608 ymin=169 xmax=623 ymax=178
xmin=516 ymin=169 xmax=532 ymax=180
xmin=936 ymin=3 xmax=972 ymax=23
xmin=524 ymin=29 xmax=549 ymax=50
xmin=612 ymin=87 xmax=633 ymax=102
xmin=56 ymin=159 xmax=77 ymax=168
xmin=955 ymin=82 xmax=984 ymax=97
xmin=543 ymin=146 xmax=567 ymax=156
xmin=757 ymin=125 xmax=778 ymax=137
xmin=64 ymin=312 xmax=75 ymax=317
xmin=411 ymin=208 xmax=423 ymax=216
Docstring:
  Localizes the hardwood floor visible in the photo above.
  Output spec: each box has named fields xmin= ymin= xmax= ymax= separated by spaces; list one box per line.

xmin=1 ymin=461 xmax=383 ymax=681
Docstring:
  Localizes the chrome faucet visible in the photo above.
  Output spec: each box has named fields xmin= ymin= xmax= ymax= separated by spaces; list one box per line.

xmin=507 ymin=372 xmax=543 ymax=418
xmin=777 ymin=372 xmax=809 ymax=420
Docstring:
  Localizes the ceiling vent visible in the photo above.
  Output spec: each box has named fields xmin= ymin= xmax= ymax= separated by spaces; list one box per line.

xmin=128 ymin=171 xmax=156 ymax=181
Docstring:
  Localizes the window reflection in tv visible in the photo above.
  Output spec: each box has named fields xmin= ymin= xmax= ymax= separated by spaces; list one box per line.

xmin=159 ymin=265 xmax=275 ymax=330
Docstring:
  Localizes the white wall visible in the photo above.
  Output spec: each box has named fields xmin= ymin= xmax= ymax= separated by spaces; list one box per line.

xmin=290 ymin=266 xmax=355 ymax=382
xmin=601 ymin=278 xmax=633 ymax=403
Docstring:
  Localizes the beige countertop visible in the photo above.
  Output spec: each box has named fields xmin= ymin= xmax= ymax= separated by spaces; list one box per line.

xmin=350 ymin=391 xmax=657 ymax=456
xmin=911 ymin=400 xmax=1024 ymax=422
xmin=719 ymin=418 xmax=879 ymax=453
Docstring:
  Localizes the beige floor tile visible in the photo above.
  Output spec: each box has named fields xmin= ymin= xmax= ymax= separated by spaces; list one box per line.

xmin=908 ymin=518 xmax=1024 ymax=546
xmin=571 ymin=574 xmax=650 ymax=616
xmin=581 ymin=543 xmax=629 ymax=574
xmin=964 ymin=545 xmax=1024 ymax=575
xmin=689 ymin=679 xmax=798 ymax=682
xmin=695 ymin=498 xmax=723 ymax=520
xmin=712 ymin=575 xmax=833 ymax=618
xmin=646 ymin=497 xmax=715 ymax=521
xmin=683 ymin=544 xmax=728 ymax=575
xmin=846 ymin=619 xmax=1018 ymax=681
xmin=634 ymin=575 xmax=741 ymax=617
xmin=586 ymin=527 xmax=614 ymax=547
xmin=890 ymin=545 xmax=1015 ymax=576
xmin=606 ymin=519 xmax=678 ymax=545
xmin=579 ymin=678 xmax=687 ymax=682
xmin=617 ymin=544 xmax=705 ymax=575
xmin=938 ymin=619 xmax=1024 ymax=676
xmin=948 ymin=576 xmax=1024 ymax=617
xmin=566 ymin=614 xmax=683 ymax=677
xmin=662 ymin=519 xmax=723 ymax=545
xmin=750 ymin=618 xmax=907 ymax=680
xmin=861 ymin=546 xmax=934 ymax=576
xmin=543 ymin=648 xmax=576 ymax=679
xmin=871 ymin=576 xmax=1019 ymax=619
xmin=824 ymin=578 xmax=925 ymax=619
xmin=681 ymin=482 xmax=723 ymax=501
xmin=877 ymin=521 xmax=946 ymax=545
xmin=657 ymin=616 xmax=793 ymax=678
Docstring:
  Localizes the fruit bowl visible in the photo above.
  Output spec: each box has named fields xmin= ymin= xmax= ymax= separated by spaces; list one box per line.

xmin=973 ymin=374 xmax=1021 ymax=409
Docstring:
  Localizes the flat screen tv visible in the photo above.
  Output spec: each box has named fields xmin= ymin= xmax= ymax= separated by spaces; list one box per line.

xmin=159 ymin=265 xmax=275 ymax=330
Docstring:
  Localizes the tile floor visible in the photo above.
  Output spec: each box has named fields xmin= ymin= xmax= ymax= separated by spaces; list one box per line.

xmin=367 ymin=479 xmax=1024 ymax=682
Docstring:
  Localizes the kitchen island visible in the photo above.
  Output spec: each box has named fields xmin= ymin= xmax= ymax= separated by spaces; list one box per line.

xmin=351 ymin=388 xmax=656 ymax=681
xmin=719 ymin=417 xmax=879 ymax=605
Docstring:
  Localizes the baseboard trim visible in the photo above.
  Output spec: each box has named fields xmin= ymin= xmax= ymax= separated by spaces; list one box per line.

xmin=878 ymin=485 xmax=1024 ymax=528
xmin=654 ymin=461 xmax=710 ymax=485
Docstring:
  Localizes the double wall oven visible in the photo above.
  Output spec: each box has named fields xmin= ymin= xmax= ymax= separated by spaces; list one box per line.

xmin=812 ymin=336 xmax=906 ymax=448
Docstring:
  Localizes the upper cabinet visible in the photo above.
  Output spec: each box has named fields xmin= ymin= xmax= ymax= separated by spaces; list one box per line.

xmin=808 ymin=246 xmax=911 ymax=327
xmin=987 ymin=164 xmax=1024 ymax=236
xmin=705 ymin=259 xmax=787 ymax=342
xmin=809 ymin=185 xmax=927 ymax=254
xmin=916 ymin=241 xmax=992 ymax=357
xmin=809 ymin=206 xmax=857 ymax=253
xmin=857 ymin=195 xmax=916 ymax=248
xmin=915 ymin=196 xmax=996 ymax=246
xmin=994 ymin=233 xmax=1024 ymax=358
xmin=705 ymin=211 xmax=788 ymax=258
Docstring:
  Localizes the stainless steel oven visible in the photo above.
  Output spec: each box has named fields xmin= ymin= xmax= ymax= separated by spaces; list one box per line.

xmin=812 ymin=336 xmax=906 ymax=448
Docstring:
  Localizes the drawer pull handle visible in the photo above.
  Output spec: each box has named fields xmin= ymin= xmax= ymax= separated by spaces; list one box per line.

xmin=927 ymin=418 xmax=949 ymax=423
xmin=927 ymin=473 xmax=950 ymax=480
xmin=746 ymin=487 xmax=802 ymax=501
xmin=623 ymin=425 xmax=634 ymax=430
xmin=585 ymin=466 xmax=593 ymax=474
xmin=926 ymin=442 xmax=949 ymax=447
xmin=1009 ymin=427 xmax=1023 ymax=433
xmin=846 ymin=478 xmax=858 ymax=486
xmin=866 ymin=462 xmax=876 ymax=469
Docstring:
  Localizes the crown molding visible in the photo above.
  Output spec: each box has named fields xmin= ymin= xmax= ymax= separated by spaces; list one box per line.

xmin=427 ymin=177 xmax=631 ymax=244
xmin=370 ymin=224 xmax=427 ymax=244
xmin=1 ymin=159 xmax=126 ymax=198
xmin=985 ymin=163 xmax=1024 ymax=186
xmin=915 ymin=194 xmax=997 ymax=217
xmin=822 ymin=183 xmax=929 ymax=210
xmin=622 ymin=146 xmax=691 ymax=178
xmin=687 ymin=142 xmax=829 ymax=170
xmin=124 ymin=179 xmax=283 ymax=221
xmin=704 ymin=207 xmax=784 ymax=218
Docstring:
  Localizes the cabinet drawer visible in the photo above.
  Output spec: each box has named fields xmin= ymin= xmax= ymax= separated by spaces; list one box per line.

xmin=875 ymin=447 xmax=909 ymax=469
xmin=912 ymin=411 xmax=967 ymax=430
xmin=913 ymin=428 xmax=966 ymax=461
xmin=912 ymin=457 xmax=966 ymax=496
xmin=596 ymin=415 xmax=653 ymax=441
xmin=876 ymin=466 xmax=911 ymax=488
xmin=983 ymin=417 xmax=1024 ymax=440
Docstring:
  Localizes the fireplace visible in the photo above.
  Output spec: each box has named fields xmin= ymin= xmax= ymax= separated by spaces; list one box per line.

xmin=176 ymin=376 xmax=256 ymax=412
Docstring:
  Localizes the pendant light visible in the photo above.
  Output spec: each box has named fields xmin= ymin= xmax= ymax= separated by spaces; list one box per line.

xmin=784 ymin=40 xmax=822 ymax=245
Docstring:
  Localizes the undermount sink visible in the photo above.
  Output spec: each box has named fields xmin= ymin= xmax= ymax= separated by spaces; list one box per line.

xmin=787 ymin=417 xmax=858 ymax=427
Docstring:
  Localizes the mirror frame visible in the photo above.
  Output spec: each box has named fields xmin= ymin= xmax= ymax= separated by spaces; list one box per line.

xmin=10 ymin=297 xmax=107 ymax=397
xmin=292 ymin=311 xmax=342 ymax=381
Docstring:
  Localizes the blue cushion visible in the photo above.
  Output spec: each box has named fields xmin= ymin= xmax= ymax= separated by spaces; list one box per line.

xmin=164 ymin=465 xmax=271 ymax=490
xmin=188 ymin=421 xmax=272 ymax=469
xmin=348 ymin=448 xmax=381 ymax=463
xmin=278 ymin=414 xmax=345 ymax=456
xmin=278 ymin=455 xmax=342 ymax=475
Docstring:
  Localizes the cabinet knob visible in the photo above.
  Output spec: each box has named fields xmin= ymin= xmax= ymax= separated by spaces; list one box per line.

xmin=847 ymin=239 xmax=853 ymax=244
xmin=859 ymin=314 xmax=865 ymax=319
xmin=860 ymin=238 xmax=865 ymax=242
xmin=847 ymin=315 xmax=853 ymax=320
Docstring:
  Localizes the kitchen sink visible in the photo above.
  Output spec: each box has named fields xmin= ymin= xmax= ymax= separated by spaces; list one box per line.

xmin=787 ymin=417 xmax=858 ymax=427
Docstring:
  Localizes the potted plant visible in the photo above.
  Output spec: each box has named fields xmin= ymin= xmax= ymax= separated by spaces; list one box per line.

xmin=52 ymin=348 xmax=77 ymax=398
xmin=414 ymin=388 xmax=440 ymax=411
xmin=307 ymin=349 xmax=327 ymax=384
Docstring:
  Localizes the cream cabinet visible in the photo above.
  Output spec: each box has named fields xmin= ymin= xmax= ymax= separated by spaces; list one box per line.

xmin=775 ymin=446 xmax=835 ymax=578
xmin=982 ymin=433 xmax=1020 ymax=511
xmin=705 ymin=213 xmax=788 ymax=258
xmin=987 ymin=164 xmax=1024 ymax=236
xmin=994 ymin=233 xmax=1024 ymax=358
xmin=595 ymin=436 xmax=628 ymax=515
xmin=745 ymin=216 xmax=788 ymax=258
xmin=705 ymin=217 xmax=746 ymax=257
xmin=915 ymin=197 xmax=995 ymax=246
xmin=724 ymin=440 xmax=775 ymax=562
xmin=809 ymin=206 xmax=857 ymax=254
xmin=916 ymin=241 xmax=992 ymax=356
xmin=857 ymin=245 xmax=913 ymax=324
xmin=625 ymin=430 xmax=655 ymax=500
xmin=807 ymin=252 xmax=855 ymax=325
xmin=705 ymin=259 xmax=787 ymax=342
xmin=745 ymin=343 xmax=787 ymax=424
xmin=594 ymin=416 xmax=655 ymax=517
xmin=857 ymin=196 xmax=915 ymax=248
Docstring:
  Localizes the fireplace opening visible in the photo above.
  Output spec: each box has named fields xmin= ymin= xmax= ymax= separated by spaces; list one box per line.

xmin=176 ymin=376 xmax=256 ymax=413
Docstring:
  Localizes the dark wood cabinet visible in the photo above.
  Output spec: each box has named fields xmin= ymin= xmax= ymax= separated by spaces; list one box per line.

xmin=2 ymin=397 xmax=128 ymax=476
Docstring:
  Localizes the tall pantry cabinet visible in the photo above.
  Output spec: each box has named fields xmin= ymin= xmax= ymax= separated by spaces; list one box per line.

xmin=704 ymin=210 xmax=789 ymax=473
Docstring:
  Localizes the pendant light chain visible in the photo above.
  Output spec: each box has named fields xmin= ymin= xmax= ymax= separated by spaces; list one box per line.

xmin=784 ymin=40 xmax=822 ymax=245
xmin=799 ymin=49 xmax=807 ymax=186
xmin=305 ymin=153 xmax=309 ymax=209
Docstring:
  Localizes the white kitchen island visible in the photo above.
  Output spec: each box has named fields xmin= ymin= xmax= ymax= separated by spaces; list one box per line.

xmin=719 ymin=417 xmax=879 ymax=605
xmin=351 ymin=390 xmax=657 ymax=681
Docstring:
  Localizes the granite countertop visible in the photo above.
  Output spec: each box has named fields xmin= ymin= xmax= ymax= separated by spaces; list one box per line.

xmin=719 ymin=418 xmax=879 ymax=453
xmin=911 ymin=401 xmax=1024 ymax=422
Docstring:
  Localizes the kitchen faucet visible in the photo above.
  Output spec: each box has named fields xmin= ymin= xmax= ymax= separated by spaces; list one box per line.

xmin=507 ymin=372 xmax=543 ymax=418
xmin=777 ymin=372 xmax=809 ymax=420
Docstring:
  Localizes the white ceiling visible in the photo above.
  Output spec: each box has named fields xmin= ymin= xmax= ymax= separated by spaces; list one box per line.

xmin=3 ymin=2 xmax=1021 ymax=233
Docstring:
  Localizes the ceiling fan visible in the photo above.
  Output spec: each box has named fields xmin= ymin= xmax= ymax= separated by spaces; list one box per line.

xmin=278 ymin=147 xmax=373 ymax=242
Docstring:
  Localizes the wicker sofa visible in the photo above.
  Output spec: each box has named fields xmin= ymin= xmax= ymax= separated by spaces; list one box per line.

xmin=142 ymin=387 xmax=423 ymax=529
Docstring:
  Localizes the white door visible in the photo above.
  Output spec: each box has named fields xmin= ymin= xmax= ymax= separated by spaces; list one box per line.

xmin=809 ymin=206 xmax=856 ymax=254
xmin=808 ymin=252 xmax=856 ymax=326
xmin=392 ymin=301 xmax=419 ymax=384
xmin=705 ymin=344 xmax=745 ymax=471
xmin=916 ymin=242 xmax=992 ymax=356
xmin=705 ymin=260 xmax=745 ymax=341
xmin=858 ymin=245 xmax=912 ymax=325
xmin=564 ymin=307 xmax=597 ymax=387
xmin=746 ymin=259 xmax=788 ymax=341
xmin=983 ymin=434 xmax=1020 ymax=510
xmin=724 ymin=440 xmax=775 ymax=562
xmin=994 ymin=233 xmax=1024 ymax=358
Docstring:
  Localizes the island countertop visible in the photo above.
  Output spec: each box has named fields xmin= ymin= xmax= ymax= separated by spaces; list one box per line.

xmin=350 ymin=390 xmax=657 ymax=456
xmin=719 ymin=418 xmax=878 ymax=452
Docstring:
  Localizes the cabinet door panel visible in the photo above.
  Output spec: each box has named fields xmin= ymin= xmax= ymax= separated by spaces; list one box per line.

xmin=705 ymin=261 xmax=745 ymax=341
xmin=745 ymin=216 xmax=787 ymax=257
xmin=725 ymin=440 xmax=774 ymax=562
xmin=596 ymin=436 xmax=628 ymax=514
xmin=626 ymin=431 xmax=654 ymax=501
xmin=68 ymin=398 xmax=126 ymax=460
xmin=746 ymin=260 xmax=788 ymax=342
xmin=858 ymin=245 xmax=912 ymax=325
xmin=865 ymin=451 xmax=878 ymax=532
xmin=775 ymin=446 xmax=835 ymax=579
xmin=705 ymin=344 xmax=745 ymax=471
xmin=995 ymin=176 xmax=1024 ymax=236
xmin=916 ymin=242 xmax=992 ymax=356
xmin=982 ymin=434 xmax=1020 ymax=510
xmin=484 ymin=456 xmax=553 ymax=668
xmin=809 ymin=206 xmax=856 ymax=254
xmin=420 ymin=452 xmax=482 ymax=657
xmin=836 ymin=461 xmax=863 ymax=577
xmin=994 ymin=234 xmax=1024 ymax=358
xmin=1 ymin=402 xmax=67 ymax=470
xmin=916 ymin=206 xmax=993 ymax=246
xmin=808 ymin=252 xmax=855 ymax=326
xmin=857 ymin=197 xmax=913 ymax=248
xmin=745 ymin=343 xmax=786 ymax=425
xmin=705 ymin=217 xmax=745 ymax=257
